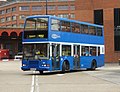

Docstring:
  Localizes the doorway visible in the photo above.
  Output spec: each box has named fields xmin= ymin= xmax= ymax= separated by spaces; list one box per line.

xmin=52 ymin=44 xmax=60 ymax=70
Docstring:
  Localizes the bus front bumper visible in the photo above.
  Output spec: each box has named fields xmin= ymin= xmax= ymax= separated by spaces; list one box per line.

xmin=21 ymin=66 xmax=50 ymax=71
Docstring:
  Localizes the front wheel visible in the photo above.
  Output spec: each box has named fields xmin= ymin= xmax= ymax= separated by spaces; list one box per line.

xmin=62 ymin=61 xmax=70 ymax=73
xmin=62 ymin=62 xmax=66 ymax=73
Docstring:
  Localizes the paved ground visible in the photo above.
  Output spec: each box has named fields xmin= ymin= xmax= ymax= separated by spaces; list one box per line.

xmin=0 ymin=60 xmax=120 ymax=92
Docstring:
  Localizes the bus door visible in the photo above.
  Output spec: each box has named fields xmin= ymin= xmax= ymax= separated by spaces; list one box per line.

xmin=52 ymin=44 xmax=60 ymax=70
xmin=73 ymin=45 xmax=80 ymax=69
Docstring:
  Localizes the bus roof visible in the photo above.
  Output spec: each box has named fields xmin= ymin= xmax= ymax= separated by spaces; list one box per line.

xmin=26 ymin=15 xmax=103 ymax=28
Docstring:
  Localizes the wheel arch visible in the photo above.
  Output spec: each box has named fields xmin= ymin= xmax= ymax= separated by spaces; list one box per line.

xmin=60 ymin=59 xmax=70 ymax=71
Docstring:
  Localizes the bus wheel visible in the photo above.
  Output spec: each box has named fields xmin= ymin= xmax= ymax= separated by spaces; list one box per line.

xmin=62 ymin=61 xmax=70 ymax=73
xmin=62 ymin=61 xmax=66 ymax=73
xmin=91 ymin=60 xmax=97 ymax=70
xmin=39 ymin=71 xmax=43 ymax=74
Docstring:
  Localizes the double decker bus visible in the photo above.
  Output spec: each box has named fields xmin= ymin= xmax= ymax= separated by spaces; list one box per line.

xmin=21 ymin=15 xmax=104 ymax=74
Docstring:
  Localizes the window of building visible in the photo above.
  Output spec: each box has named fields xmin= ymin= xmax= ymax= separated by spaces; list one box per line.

xmin=70 ymin=13 xmax=75 ymax=18
xmin=48 ymin=5 xmax=55 ymax=10
xmin=32 ymin=6 xmax=42 ymax=11
xmin=20 ymin=24 xmax=24 ymax=28
xmin=19 ymin=15 xmax=26 ymax=20
xmin=12 ymin=7 xmax=16 ymax=12
xmin=94 ymin=9 xmax=103 ymax=25
xmin=0 ymin=10 xmax=5 ymax=15
xmin=6 ymin=25 xmax=11 ymax=27
xmin=58 ymin=14 xmax=69 ymax=18
xmin=58 ymin=0 xmax=68 ymax=1
xmin=12 ymin=24 xmax=17 ymax=27
xmin=114 ymin=8 xmax=120 ymax=31
xmin=6 ymin=17 xmax=11 ymax=22
xmin=70 ymin=5 xmax=75 ymax=10
xmin=12 ymin=15 xmax=16 ymax=20
xmin=6 ymin=8 xmax=11 ymax=13
xmin=48 ymin=0 xmax=55 ymax=1
xmin=0 ymin=18 xmax=5 ymax=23
xmin=114 ymin=8 xmax=120 ymax=51
xmin=19 ymin=6 xmax=29 ymax=11
xmin=58 ymin=5 xmax=69 ymax=10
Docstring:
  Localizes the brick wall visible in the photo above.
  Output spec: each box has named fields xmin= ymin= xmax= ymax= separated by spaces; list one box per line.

xmin=76 ymin=0 xmax=120 ymax=62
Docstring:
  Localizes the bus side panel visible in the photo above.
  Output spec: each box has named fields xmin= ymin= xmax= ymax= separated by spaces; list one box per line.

xmin=97 ymin=54 xmax=104 ymax=67
xmin=80 ymin=55 xmax=104 ymax=69
xmin=49 ymin=31 xmax=104 ymax=45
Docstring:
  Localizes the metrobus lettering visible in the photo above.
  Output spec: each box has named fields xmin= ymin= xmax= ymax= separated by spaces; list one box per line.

xmin=51 ymin=34 xmax=60 ymax=39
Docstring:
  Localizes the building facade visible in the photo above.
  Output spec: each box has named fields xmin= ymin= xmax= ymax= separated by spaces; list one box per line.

xmin=75 ymin=0 xmax=120 ymax=62
xmin=0 ymin=0 xmax=120 ymax=62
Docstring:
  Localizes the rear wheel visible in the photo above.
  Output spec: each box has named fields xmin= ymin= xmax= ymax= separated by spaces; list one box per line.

xmin=91 ymin=60 xmax=97 ymax=70
xmin=87 ymin=60 xmax=97 ymax=70
xmin=39 ymin=71 xmax=43 ymax=74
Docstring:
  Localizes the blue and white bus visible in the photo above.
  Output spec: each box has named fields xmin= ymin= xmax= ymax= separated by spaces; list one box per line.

xmin=21 ymin=15 xmax=104 ymax=74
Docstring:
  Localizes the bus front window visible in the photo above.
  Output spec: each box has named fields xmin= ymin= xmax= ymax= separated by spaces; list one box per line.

xmin=24 ymin=17 xmax=48 ymax=39
xmin=23 ymin=43 xmax=49 ymax=60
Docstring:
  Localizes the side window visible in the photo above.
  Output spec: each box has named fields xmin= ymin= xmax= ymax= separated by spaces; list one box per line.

xmin=61 ymin=21 xmax=70 ymax=32
xmin=62 ymin=45 xmax=71 ymax=56
xmin=74 ymin=45 xmax=80 ymax=56
xmin=81 ymin=46 xmax=90 ymax=56
xmin=97 ymin=27 xmax=102 ymax=36
xmin=89 ymin=26 xmax=96 ymax=35
xmin=98 ymin=47 xmax=100 ymax=56
xmin=72 ymin=23 xmax=80 ymax=33
xmin=81 ymin=24 xmax=89 ymax=34
xmin=36 ymin=18 xmax=48 ymax=30
xmin=51 ymin=19 xmax=60 ymax=31
xmin=90 ymin=46 xmax=97 ymax=56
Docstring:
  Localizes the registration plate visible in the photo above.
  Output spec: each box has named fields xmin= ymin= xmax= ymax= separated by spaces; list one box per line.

xmin=30 ymin=68 xmax=36 ymax=71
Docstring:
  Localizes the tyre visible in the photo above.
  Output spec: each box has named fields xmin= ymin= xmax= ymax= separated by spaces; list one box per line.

xmin=91 ymin=60 xmax=97 ymax=70
xmin=62 ymin=61 xmax=70 ymax=73
xmin=39 ymin=71 xmax=43 ymax=74
xmin=62 ymin=61 xmax=66 ymax=73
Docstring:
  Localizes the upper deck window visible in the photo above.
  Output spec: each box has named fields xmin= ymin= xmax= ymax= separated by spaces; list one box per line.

xmin=25 ymin=18 xmax=48 ymax=31
xmin=97 ymin=27 xmax=102 ymax=36
xmin=81 ymin=24 xmax=89 ymax=34
xmin=24 ymin=17 xmax=48 ymax=39
xmin=61 ymin=21 xmax=70 ymax=32
xmin=51 ymin=19 xmax=60 ymax=31
xmin=89 ymin=26 xmax=96 ymax=35
xmin=71 ymin=23 xmax=80 ymax=33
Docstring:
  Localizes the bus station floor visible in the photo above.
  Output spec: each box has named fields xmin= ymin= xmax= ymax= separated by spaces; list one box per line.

xmin=0 ymin=60 xmax=120 ymax=92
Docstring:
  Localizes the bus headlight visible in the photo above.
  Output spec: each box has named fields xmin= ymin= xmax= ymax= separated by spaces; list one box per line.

xmin=22 ymin=64 xmax=26 ymax=66
xmin=42 ymin=64 xmax=50 ymax=67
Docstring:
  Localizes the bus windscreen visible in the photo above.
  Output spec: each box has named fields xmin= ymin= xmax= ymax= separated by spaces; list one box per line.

xmin=24 ymin=17 xmax=48 ymax=39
